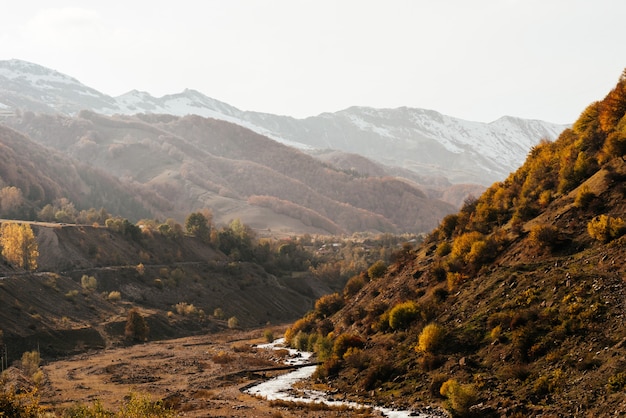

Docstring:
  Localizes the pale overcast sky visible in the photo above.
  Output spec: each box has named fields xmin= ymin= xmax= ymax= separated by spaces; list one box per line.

xmin=2 ymin=0 xmax=624 ymax=124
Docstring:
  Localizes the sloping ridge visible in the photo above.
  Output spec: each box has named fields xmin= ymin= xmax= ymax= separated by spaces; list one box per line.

xmin=283 ymin=70 xmax=626 ymax=416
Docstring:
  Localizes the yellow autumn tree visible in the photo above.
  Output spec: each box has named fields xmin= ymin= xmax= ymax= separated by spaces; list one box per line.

xmin=0 ymin=222 xmax=39 ymax=270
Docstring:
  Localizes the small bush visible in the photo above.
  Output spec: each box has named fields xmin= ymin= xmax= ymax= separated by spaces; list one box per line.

xmin=429 ymin=373 xmax=448 ymax=397
xmin=313 ymin=335 xmax=334 ymax=361
xmin=293 ymin=331 xmax=311 ymax=352
xmin=440 ymin=379 xmax=479 ymax=416
xmin=213 ymin=307 xmax=224 ymax=319
xmin=31 ymin=369 xmax=44 ymax=387
xmin=315 ymin=293 xmax=344 ymax=318
xmin=332 ymin=333 xmax=365 ymax=358
xmin=343 ymin=274 xmax=365 ymax=297
xmin=227 ymin=316 xmax=239 ymax=329
xmin=107 ymin=291 xmax=121 ymax=301
xmin=435 ymin=241 xmax=452 ymax=257
xmin=416 ymin=323 xmax=447 ymax=353
xmin=388 ymin=301 xmax=420 ymax=330
xmin=125 ymin=308 xmax=149 ymax=342
xmin=529 ymin=224 xmax=560 ymax=250
xmin=65 ymin=289 xmax=79 ymax=301
xmin=0 ymin=385 xmax=44 ymax=417
xmin=367 ymin=260 xmax=387 ymax=279
xmin=117 ymin=391 xmax=176 ymax=417
xmin=489 ymin=325 xmax=503 ymax=342
xmin=175 ymin=302 xmax=198 ymax=316
xmin=263 ymin=329 xmax=274 ymax=343
xmin=574 ymin=184 xmax=596 ymax=208
xmin=587 ymin=215 xmax=626 ymax=242
xmin=136 ymin=263 xmax=145 ymax=276
xmin=80 ymin=275 xmax=97 ymax=291
xmin=418 ymin=352 xmax=443 ymax=371
xmin=62 ymin=399 xmax=110 ymax=417
xmin=21 ymin=350 xmax=40 ymax=377
xmin=607 ymin=371 xmax=626 ymax=392
xmin=446 ymin=271 xmax=467 ymax=291
xmin=430 ymin=263 xmax=447 ymax=282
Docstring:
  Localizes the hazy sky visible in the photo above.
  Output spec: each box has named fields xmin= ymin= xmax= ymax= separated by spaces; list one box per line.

xmin=2 ymin=1 xmax=624 ymax=123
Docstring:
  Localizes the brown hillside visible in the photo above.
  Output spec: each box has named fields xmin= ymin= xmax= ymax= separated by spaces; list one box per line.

xmin=283 ymin=70 xmax=626 ymax=417
xmin=0 ymin=222 xmax=338 ymax=365
xmin=0 ymin=125 xmax=151 ymax=220
xmin=4 ymin=111 xmax=456 ymax=235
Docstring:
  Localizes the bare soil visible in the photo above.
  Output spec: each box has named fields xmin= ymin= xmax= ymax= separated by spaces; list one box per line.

xmin=39 ymin=328 xmax=378 ymax=417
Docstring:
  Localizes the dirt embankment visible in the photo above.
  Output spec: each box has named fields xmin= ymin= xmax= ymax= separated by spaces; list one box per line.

xmin=0 ymin=223 xmax=337 ymax=364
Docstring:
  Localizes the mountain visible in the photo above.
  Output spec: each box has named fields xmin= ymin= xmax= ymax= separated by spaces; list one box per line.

xmin=281 ymin=70 xmax=626 ymax=416
xmin=0 ymin=59 xmax=567 ymax=186
xmin=3 ymin=110 xmax=456 ymax=235
xmin=0 ymin=124 xmax=151 ymax=221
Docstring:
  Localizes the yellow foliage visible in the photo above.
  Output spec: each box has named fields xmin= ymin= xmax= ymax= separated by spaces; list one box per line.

xmin=0 ymin=222 xmax=39 ymax=270
xmin=587 ymin=215 xmax=626 ymax=243
xmin=416 ymin=323 xmax=446 ymax=353
xmin=440 ymin=378 xmax=479 ymax=415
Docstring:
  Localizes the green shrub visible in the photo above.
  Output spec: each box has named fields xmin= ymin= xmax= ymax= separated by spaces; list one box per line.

xmin=313 ymin=335 xmax=334 ymax=361
xmin=62 ymin=399 xmax=110 ymax=417
xmin=343 ymin=274 xmax=365 ymax=297
xmin=388 ymin=301 xmax=420 ymax=330
xmin=117 ymin=391 xmax=176 ymax=417
xmin=367 ymin=260 xmax=387 ymax=279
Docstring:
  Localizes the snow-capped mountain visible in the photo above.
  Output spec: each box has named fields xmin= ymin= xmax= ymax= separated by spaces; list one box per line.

xmin=0 ymin=59 xmax=567 ymax=185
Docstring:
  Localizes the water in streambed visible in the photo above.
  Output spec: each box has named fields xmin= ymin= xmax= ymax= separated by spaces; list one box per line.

xmin=245 ymin=339 xmax=444 ymax=418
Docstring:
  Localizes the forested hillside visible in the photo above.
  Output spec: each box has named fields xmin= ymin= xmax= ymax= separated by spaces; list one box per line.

xmin=284 ymin=71 xmax=626 ymax=416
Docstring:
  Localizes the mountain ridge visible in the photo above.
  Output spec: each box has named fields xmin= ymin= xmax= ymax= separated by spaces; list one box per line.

xmin=0 ymin=59 xmax=567 ymax=185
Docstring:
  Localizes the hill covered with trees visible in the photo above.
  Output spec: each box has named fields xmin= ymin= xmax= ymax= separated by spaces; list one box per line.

xmin=283 ymin=70 xmax=626 ymax=416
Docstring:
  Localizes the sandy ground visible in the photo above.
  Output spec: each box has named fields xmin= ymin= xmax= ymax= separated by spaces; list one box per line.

xmin=39 ymin=328 xmax=378 ymax=417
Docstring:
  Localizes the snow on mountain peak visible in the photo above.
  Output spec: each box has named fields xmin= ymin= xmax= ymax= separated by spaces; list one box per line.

xmin=0 ymin=59 xmax=80 ymax=87
xmin=0 ymin=59 xmax=568 ymax=185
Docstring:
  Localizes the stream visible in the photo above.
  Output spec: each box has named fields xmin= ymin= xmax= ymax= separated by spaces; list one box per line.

xmin=245 ymin=339 xmax=443 ymax=418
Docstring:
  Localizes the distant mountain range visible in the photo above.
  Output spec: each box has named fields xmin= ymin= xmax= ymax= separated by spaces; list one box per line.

xmin=0 ymin=59 xmax=567 ymax=185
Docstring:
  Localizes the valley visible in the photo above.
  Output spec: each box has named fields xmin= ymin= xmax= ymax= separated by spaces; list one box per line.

xmin=0 ymin=61 xmax=625 ymax=417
